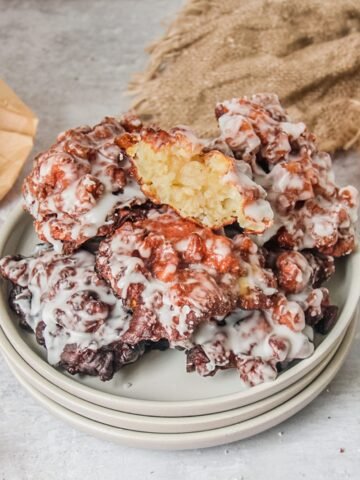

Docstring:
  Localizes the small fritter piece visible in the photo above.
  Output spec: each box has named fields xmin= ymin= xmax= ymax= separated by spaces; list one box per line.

xmin=275 ymin=190 xmax=358 ymax=256
xmin=216 ymin=94 xmax=359 ymax=256
xmin=267 ymin=250 xmax=338 ymax=333
xmin=268 ymin=250 xmax=335 ymax=294
xmin=289 ymin=287 xmax=338 ymax=335
xmin=23 ymin=117 xmax=146 ymax=253
xmin=216 ymin=93 xmax=310 ymax=165
xmin=96 ymin=207 xmax=277 ymax=348
xmin=0 ymin=246 xmax=146 ymax=380
xmin=186 ymin=305 xmax=314 ymax=386
xmin=118 ymin=126 xmax=273 ymax=233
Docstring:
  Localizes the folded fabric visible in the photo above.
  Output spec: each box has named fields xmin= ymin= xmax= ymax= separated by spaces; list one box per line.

xmin=129 ymin=0 xmax=360 ymax=152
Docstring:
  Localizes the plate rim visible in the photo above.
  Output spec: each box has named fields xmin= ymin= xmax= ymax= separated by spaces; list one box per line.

xmin=1 ymin=203 xmax=360 ymax=416
xmin=3 ymin=314 xmax=357 ymax=450
xmin=0 ymin=322 xmax=346 ymax=433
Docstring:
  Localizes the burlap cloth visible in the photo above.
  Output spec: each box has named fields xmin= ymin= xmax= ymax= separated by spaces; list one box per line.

xmin=129 ymin=0 xmax=360 ymax=152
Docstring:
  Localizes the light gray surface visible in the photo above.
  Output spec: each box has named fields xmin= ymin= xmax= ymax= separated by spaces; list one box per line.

xmin=0 ymin=0 xmax=359 ymax=478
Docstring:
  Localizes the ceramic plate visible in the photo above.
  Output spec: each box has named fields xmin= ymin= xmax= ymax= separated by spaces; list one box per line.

xmin=0 ymin=322 xmax=347 ymax=433
xmin=1 ymin=205 xmax=359 ymax=416
xmin=3 ymin=315 xmax=357 ymax=450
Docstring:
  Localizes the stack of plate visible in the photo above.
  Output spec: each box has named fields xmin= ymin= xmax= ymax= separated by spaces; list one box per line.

xmin=0 ymin=206 xmax=359 ymax=450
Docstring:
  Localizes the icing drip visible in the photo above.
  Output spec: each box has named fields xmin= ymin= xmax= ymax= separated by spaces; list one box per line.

xmin=96 ymin=207 xmax=277 ymax=347
xmin=0 ymin=246 xmax=132 ymax=365
xmin=23 ymin=117 xmax=146 ymax=252
xmin=216 ymin=94 xmax=359 ymax=256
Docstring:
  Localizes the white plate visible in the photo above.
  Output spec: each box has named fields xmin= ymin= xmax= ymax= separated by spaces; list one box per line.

xmin=1 ymin=204 xmax=359 ymax=416
xmin=0 ymin=321 xmax=347 ymax=434
xmin=3 ymin=315 xmax=357 ymax=450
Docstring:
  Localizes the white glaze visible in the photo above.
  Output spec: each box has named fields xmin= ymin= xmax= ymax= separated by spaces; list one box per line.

xmin=98 ymin=209 xmax=278 ymax=347
xmin=23 ymin=118 xmax=146 ymax=251
xmin=2 ymin=247 xmax=131 ymax=365
xmin=217 ymin=94 xmax=359 ymax=251
xmin=192 ymin=307 xmax=314 ymax=386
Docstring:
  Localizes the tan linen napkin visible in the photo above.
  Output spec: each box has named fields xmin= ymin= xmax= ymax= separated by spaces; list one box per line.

xmin=129 ymin=0 xmax=360 ymax=152
xmin=0 ymin=79 xmax=38 ymax=201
